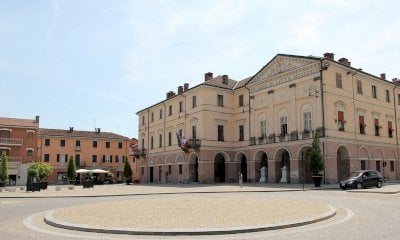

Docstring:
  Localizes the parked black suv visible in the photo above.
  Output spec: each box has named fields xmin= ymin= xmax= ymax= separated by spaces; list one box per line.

xmin=339 ymin=170 xmax=384 ymax=190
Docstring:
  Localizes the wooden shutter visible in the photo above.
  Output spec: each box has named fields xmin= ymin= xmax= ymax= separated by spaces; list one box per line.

xmin=338 ymin=111 xmax=344 ymax=121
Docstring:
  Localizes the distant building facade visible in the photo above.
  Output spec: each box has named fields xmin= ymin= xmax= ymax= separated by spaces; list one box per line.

xmin=136 ymin=52 xmax=400 ymax=184
xmin=37 ymin=128 xmax=130 ymax=184
xmin=0 ymin=116 xmax=39 ymax=185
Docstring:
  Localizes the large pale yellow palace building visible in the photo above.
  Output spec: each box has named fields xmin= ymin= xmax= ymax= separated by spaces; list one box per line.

xmin=135 ymin=53 xmax=400 ymax=185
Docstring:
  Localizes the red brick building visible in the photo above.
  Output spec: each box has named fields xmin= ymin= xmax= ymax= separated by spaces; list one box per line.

xmin=0 ymin=116 xmax=39 ymax=185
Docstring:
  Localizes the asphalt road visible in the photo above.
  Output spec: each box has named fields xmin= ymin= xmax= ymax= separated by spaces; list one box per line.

xmin=1 ymin=188 xmax=400 ymax=240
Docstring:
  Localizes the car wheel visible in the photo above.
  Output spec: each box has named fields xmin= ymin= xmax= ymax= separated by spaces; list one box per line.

xmin=340 ymin=186 xmax=346 ymax=190
xmin=356 ymin=183 xmax=362 ymax=189
xmin=377 ymin=181 xmax=383 ymax=188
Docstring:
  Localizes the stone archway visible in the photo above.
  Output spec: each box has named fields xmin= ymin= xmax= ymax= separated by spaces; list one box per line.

xmin=337 ymin=145 xmax=350 ymax=181
xmin=254 ymin=150 xmax=268 ymax=183
xmin=214 ymin=153 xmax=225 ymax=183
xmin=298 ymin=147 xmax=313 ymax=183
xmin=275 ymin=149 xmax=290 ymax=183
xmin=240 ymin=154 xmax=247 ymax=182
xmin=188 ymin=153 xmax=199 ymax=182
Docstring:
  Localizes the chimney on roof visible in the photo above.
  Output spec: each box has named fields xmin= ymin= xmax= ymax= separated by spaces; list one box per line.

xmin=178 ymin=86 xmax=183 ymax=94
xmin=380 ymin=73 xmax=386 ymax=80
xmin=222 ymin=75 xmax=229 ymax=85
xmin=34 ymin=115 xmax=40 ymax=124
xmin=338 ymin=58 xmax=351 ymax=66
xmin=392 ymin=78 xmax=400 ymax=86
xmin=95 ymin=128 xmax=101 ymax=133
xmin=166 ymin=91 xmax=175 ymax=99
xmin=183 ymin=83 xmax=189 ymax=91
xmin=69 ymin=127 xmax=74 ymax=133
xmin=204 ymin=72 xmax=213 ymax=81
xmin=323 ymin=52 xmax=335 ymax=61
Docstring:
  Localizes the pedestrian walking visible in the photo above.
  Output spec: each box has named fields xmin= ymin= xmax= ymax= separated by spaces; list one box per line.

xmin=238 ymin=171 xmax=243 ymax=188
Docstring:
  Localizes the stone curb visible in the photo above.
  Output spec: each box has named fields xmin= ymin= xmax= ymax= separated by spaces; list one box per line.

xmin=44 ymin=205 xmax=336 ymax=236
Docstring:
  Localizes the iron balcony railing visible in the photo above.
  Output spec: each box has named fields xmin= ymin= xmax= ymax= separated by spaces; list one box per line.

xmin=250 ymin=128 xmax=325 ymax=146
xmin=0 ymin=138 xmax=23 ymax=146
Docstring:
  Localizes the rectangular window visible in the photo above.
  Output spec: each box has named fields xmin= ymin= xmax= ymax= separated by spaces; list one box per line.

xmin=60 ymin=139 xmax=65 ymax=147
xmin=150 ymin=136 xmax=154 ymax=149
xmin=303 ymin=112 xmax=312 ymax=133
xmin=168 ymin=132 xmax=172 ymax=146
xmin=92 ymin=155 xmax=97 ymax=163
xmin=386 ymin=89 xmax=390 ymax=102
xmin=57 ymin=154 xmax=67 ymax=162
xmin=27 ymin=131 xmax=33 ymax=139
xmin=260 ymin=120 xmax=266 ymax=137
xmin=390 ymin=161 xmax=394 ymax=171
xmin=218 ymin=125 xmax=224 ymax=141
xmin=75 ymin=154 xmax=80 ymax=166
xmin=106 ymin=142 xmax=110 ymax=148
xmin=280 ymin=116 xmax=288 ymax=135
xmin=374 ymin=119 xmax=380 ymax=136
xmin=45 ymin=139 xmax=50 ymax=146
xmin=179 ymin=164 xmax=182 ymax=174
xmin=336 ymin=73 xmax=342 ymax=88
xmin=217 ymin=95 xmax=224 ymax=107
xmin=361 ymin=160 xmax=366 ymax=170
xmin=179 ymin=101 xmax=183 ymax=112
xmin=372 ymin=85 xmax=377 ymax=98
xmin=398 ymin=94 xmax=400 ymax=105
xmin=239 ymin=94 xmax=244 ymax=107
xmin=338 ymin=111 xmax=345 ymax=131
xmin=357 ymin=80 xmax=363 ymax=94
xmin=359 ymin=115 xmax=365 ymax=134
xmin=239 ymin=125 xmax=244 ymax=141
xmin=75 ymin=140 xmax=80 ymax=147
xmin=141 ymin=139 xmax=145 ymax=150
xmin=27 ymin=149 xmax=33 ymax=156
xmin=159 ymin=134 xmax=162 ymax=148
xmin=151 ymin=112 xmax=154 ymax=122
xmin=388 ymin=121 xmax=393 ymax=138
xmin=192 ymin=125 xmax=197 ymax=139
xmin=142 ymin=116 xmax=145 ymax=125
xmin=93 ymin=141 xmax=97 ymax=148
xmin=118 ymin=142 xmax=123 ymax=149
xmin=141 ymin=167 xmax=144 ymax=175
xmin=160 ymin=109 xmax=163 ymax=119
xmin=168 ymin=165 xmax=172 ymax=174
xmin=192 ymin=95 xmax=197 ymax=108
xmin=44 ymin=154 xmax=50 ymax=162
xmin=169 ymin=105 xmax=172 ymax=116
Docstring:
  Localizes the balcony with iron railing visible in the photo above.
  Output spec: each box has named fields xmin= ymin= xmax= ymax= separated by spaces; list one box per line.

xmin=133 ymin=149 xmax=148 ymax=159
xmin=250 ymin=128 xmax=325 ymax=146
xmin=184 ymin=139 xmax=201 ymax=150
xmin=0 ymin=138 xmax=23 ymax=146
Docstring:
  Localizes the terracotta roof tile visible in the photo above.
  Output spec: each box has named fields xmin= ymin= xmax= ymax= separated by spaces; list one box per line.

xmin=39 ymin=128 xmax=129 ymax=140
xmin=0 ymin=117 xmax=38 ymax=128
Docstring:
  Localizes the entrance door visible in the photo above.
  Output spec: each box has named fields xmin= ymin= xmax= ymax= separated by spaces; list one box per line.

xmin=240 ymin=156 xmax=247 ymax=182
xmin=376 ymin=161 xmax=381 ymax=173
xmin=149 ymin=167 xmax=154 ymax=183
xmin=214 ymin=153 xmax=225 ymax=183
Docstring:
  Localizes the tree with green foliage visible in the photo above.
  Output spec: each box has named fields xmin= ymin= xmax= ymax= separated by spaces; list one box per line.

xmin=309 ymin=134 xmax=324 ymax=175
xmin=123 ymin=156 xmax=132 ymax=184
xmin=0 ymin=151 xmax=8 ymax=183
xmin=67 ymin=155 xmax=76 ymax=181
xmin=28 ymin=161 xmax=53 ymax=182
xmin=123 ymin=157 xmax=132 ymax=178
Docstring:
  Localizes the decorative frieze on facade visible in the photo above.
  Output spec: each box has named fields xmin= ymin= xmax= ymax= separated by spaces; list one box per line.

xmin=249 ymin=61 xmax=320 ymax=93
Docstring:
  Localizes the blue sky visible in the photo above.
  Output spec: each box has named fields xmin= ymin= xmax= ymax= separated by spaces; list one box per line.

xmin=1 ymin=0 xmax=399 ymax=138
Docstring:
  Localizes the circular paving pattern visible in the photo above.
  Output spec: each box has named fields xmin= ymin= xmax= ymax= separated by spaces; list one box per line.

xmin=44 ymin=196 xmax=336 ymax=235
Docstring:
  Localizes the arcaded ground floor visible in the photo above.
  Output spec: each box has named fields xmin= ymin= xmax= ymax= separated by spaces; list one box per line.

xmin=135 ymin=137 xmax=400 ymax=185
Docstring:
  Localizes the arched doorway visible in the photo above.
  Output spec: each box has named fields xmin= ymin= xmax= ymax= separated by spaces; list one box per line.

xmin=299 ymin=147 xmax=313 ymax=183
xmin=189 ymin=153 xmax=199 ymax=182
xmin=240 ymin=155 xmax=247 ymax=182
xmin=254 ymin=150 xmax=268 ymax=183
xmin=214 ymin=153 xmax=225 ymax=183
xmin=337 ymin=146 xmax=350 ymax=181
xmin=275 ymin=149 xmax=290 ymax=183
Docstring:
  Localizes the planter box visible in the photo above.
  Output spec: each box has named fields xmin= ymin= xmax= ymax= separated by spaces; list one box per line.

xmin=26 ymin=182 xmax=47 ymax=192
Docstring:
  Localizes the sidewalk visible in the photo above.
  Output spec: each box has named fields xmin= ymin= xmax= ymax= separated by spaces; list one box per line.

xmin=1 ymin=182 xmax=399 ymax=198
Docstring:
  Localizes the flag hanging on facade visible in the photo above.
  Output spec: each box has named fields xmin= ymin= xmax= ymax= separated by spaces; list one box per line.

xmin=176 ymin=132 xmax=182 ymax=147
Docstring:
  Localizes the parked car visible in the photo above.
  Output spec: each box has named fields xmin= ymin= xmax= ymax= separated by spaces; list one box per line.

xmin=339 ymin=170 xmax=384 ymax=190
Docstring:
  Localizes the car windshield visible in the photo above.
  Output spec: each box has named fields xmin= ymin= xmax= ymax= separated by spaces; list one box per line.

xmin=348 ymin=171 xmax=363 ymax=178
